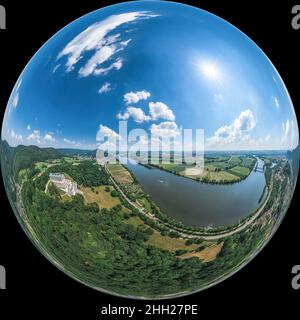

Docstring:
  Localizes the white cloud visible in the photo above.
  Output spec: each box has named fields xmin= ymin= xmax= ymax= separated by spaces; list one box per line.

xmin=44 ymin=133 xmax=56 ymax=142
xmin=8 ymin=128 xmax=58 ymax=146
xmin=233 ymin=109 xmax=256 ymax=131
xmin=78 ymin=43 xmax=126 ymax=77
xmin=63 ymin=138 xmax=98 ymax=149
xmin=63 ymin=138 xmax=81 ymax=147
xmin=64 ymin=138 xmax=75 ymax=144
xmin=27 ymin=130 xmax=42 ymax=143
xmin=53 ymin=64 xmax=61 ymax=74
xmin=149 ymin=101 xmax=175 ymax=121
xmin=207 ymin=109 xmax=256 ymax=148
xmin=98 ymin=82 xmax=111 ymax=94
xmin=16 ymin=78 xmax=22 ymax=91
xmin=5 ymin=129 xmax=23 ymax=146
xmin=57 ymin=12 xmax=158 ymax=77
xmin=124 ymin=90 xmax=151 ymax=104
xmin=11 ymin=130 xmax=23 ymax=141
xmin=116 ymin=112 xmax=129 ymax=121
xmin=281 ymin=119 xmax=298 ymax=150
xmin=117 ymin=99 xmax=175 ymax=123
xmin=92 ymin=58 xmax=123 ymax=76
xmin=150 ymin=121 xmax=180 ymax=138
xmin=27 ymin=125 xmax=31 ymax=130
xmin=96 ymin=125 xmax=122 ymax=152
xmin=12 ymin=93 xmax=19 ymax=109
xmin=11 ymin=78 xmax=22 ymax=109
xmin=117 ymin=107 xmax=151 ymax=123
xmin=273 ymin=96 xmax=280 ymax=108
xmin=237 ymin=134 xmax=274 ymax=150
xmin=97 ymin=124 xmax=121 ymax=140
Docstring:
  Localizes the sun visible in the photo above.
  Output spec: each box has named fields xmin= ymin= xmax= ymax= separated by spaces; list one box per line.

xmin=199 ymin=61 xmax=222 ymax=81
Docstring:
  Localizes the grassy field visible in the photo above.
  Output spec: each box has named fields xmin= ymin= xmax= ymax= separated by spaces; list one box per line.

xmin=137 ymin=197 xmax=152 ymax=211
xmin=240 ymin=157 xmax=254 ymax=167
xmin=35 ymin=161 xmax=48 ymax=170
xmin=205 ymin=156 xmax=229 ymax=164
xmin=124 ymin=215 xmax=202 ymax=252
xmin=206 ymin=170 xmax=240 ymax=182
xmin=81 ymin=185 xmax=120 ymax=209
xmin=160 ymin=163 xmax=187 ymax=174
xmin=61 ymin=193 xmax=73 ymax=202
xmin=179 ymin=242 xmax=223 ymax=262
xmin=228 ymin=156 xmax=242 ymax=166
xmin=228 ymin=166 xmax=250 ymax=178
xmin=125 ymin=215 xmax=201 ymax=253
xmin=211 ymin=161 xmax=230 ymax=170
xmin=205 ymin=163 xmax=219 ymax=171
xmin=125 ymin=215 xmax=145 ymax=228
xmin=147 ymin=230 xmax=200 ymax=252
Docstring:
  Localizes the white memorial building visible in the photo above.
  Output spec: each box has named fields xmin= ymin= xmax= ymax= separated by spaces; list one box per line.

xmin=49 ymin=173 xmax=78 ymax=196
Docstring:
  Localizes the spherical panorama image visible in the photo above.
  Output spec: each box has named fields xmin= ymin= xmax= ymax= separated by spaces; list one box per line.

xmin=1 ymin=0 xmax=299 ymax=299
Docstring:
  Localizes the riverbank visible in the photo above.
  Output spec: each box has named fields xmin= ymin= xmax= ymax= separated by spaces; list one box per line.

xmin=123 ymin=157 xmax=266 ymax=227
xmin=105 ymin=159 xmax=273 ymax=239
xmin=137 ymin=155 xmax=257 ymax=185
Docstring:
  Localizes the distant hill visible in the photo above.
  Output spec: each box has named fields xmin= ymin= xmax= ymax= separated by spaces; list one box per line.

xmin=0 ymin=141 xmax=63 ymax=206
xmin=58 ymin=148 xmax=96 ymax=157
xmin=1 ymin=141 xmax=63 ymax=178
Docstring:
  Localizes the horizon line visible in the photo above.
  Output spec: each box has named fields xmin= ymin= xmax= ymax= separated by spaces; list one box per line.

xmin=1 ymin=140 xmax=297 ymax=153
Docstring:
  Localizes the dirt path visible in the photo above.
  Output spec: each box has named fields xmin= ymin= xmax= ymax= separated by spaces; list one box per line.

xmin=44 ymin=180 xmax=50 ymax=193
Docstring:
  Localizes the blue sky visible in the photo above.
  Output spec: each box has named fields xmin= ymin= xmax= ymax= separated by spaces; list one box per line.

xmin=2 ymin=0 xmax=299 ymax=151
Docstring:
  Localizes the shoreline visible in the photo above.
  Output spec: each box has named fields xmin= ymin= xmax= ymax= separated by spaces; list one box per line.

xmin=136 ymin=157 xmax=257 ymax=186
xmin=106 ymin=160 xmax=274 ymax=239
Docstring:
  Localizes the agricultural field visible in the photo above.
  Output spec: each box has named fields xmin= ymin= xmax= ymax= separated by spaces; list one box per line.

xmin=205 ymin=155 xmax=230 ymax=163
xmin=228 ymin=156 xmax=242 ymax=166
xmin=153 ymin=154 xmax=255 ymax=184
xmin=202 ymin=170 xmax=240 ymax=182
xmin=228 ymin=166 xmax=250 ymax=178
xmin=107 ymin=163 xmax=145 ymax=201
xmin=107 ymin=164 xmax=134 ymax=184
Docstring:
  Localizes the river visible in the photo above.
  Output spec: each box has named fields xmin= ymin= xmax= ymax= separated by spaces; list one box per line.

xmin=123 ymin=157 xmax=266 ymax=227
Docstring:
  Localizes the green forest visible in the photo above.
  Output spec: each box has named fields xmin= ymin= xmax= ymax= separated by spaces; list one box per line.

xmin=1 ymin=142 xmax=290 ymax=298
xmin=20 ymin=159 xmax=271 ymax=298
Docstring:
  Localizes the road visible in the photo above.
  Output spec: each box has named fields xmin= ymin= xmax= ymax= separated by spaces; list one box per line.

xmin=105 ymin=165 xmax=273 ymax=240
xmin=44 ymin=180 xmax=50 ymax=193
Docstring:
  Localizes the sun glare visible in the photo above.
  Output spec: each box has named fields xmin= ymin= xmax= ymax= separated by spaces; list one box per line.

xmin=199 ymin=61 xmax=222 ymax=81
